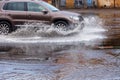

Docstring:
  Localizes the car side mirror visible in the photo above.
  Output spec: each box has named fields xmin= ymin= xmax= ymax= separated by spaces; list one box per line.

xmin=42 ymin=10 xmax=48 ymax=14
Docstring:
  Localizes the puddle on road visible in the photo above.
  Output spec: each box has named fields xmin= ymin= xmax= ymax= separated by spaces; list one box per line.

xmin=99 ymin=13 xmax=120 ymax=47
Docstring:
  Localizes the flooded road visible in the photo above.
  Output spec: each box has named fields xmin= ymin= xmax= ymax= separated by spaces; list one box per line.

xmin=0 ymin=11 xmax=120 ymax=80
xmin=99 ymin=13 xmax=120 ymax=47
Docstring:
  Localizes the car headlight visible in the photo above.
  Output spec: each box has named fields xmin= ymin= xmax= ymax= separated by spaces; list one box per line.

xmin=70 ymin=16 xmax=79 ymax=21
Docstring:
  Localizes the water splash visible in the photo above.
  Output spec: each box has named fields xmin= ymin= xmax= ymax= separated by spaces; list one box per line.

xmin=0 ymin=16 xmax=106 ymax=44
xmin=0 ymin=15 xmax=119 ymax=80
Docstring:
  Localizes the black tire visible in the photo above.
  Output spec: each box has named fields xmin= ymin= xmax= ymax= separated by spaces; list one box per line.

xmin=0 ymin=21 xmax=11 ymax=35
xmin=80 ymin=23 xmax=85 ymax=30
xmin=54 ymin=21 xmax=69 ymax=31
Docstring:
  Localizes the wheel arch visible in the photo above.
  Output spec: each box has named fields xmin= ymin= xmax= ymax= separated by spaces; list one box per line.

xmin=52 ymin=18 xmax=70 ymax=25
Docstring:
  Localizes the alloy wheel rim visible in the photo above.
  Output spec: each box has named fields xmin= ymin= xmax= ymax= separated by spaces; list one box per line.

xmin=56 ymin=23 xmax=68 ymax=31
xmin=0 ymin=23 xmax=9 ymax=35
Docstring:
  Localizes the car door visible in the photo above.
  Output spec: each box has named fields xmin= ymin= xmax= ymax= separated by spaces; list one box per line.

xmin=26 ymin=2 xmax=51 ymax=24
xmin=3 ymin=2 xmax=27 ymax=25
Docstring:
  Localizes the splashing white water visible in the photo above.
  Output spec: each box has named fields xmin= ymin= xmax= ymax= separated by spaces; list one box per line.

xmin=0 ymin=16 xmax=106 ymax=44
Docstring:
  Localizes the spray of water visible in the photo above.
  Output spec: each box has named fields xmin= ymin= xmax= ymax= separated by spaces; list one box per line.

xmin=0 ymin=15 xmax=107 ymax=59
xmin=1 ymin=16 xmax=119 ymax=80
xmin=0 ymin=16 xmax=106 ymax=43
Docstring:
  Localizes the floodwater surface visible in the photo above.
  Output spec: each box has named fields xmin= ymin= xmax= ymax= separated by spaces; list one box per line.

xmin=0 ymin=13 xmax=120 ymax=80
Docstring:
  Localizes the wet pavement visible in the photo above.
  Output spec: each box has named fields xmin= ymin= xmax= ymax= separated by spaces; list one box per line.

xmin=0 ymin=9 xmax=120 ymax=80
xmin=99 ymin=13 xmax=120 ymax=47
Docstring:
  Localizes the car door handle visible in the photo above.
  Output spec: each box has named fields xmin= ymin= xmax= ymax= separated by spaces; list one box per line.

xmin=28 ymin=15 xmax=31 ymax=18
xmin=8 ymin=14 xmax=11 ymax=16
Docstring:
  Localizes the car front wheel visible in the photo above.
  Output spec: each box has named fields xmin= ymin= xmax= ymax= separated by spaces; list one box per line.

xmin=54 ymin=21 xmax=69 ymax=31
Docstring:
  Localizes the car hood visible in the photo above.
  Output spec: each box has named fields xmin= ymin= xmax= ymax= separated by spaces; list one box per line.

xmin=58 ymin=11 xmax=81 ymax=17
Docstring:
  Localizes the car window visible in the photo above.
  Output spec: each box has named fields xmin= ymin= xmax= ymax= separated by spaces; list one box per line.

xmin=3 ymin=2 xmax=25 ymax=11
xmin=41 ymin=1 xmax=59 ymax=12
xmin=27 ymin=2 xmax=45 ymax=12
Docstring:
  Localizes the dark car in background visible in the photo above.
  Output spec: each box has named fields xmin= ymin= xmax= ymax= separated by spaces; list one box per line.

xmin=0 ymin=0 xmax=84 ymax=34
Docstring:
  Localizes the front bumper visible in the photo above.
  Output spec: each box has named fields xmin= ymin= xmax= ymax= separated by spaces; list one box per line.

xmin=70 ymin=16 xmax=85 ymax=30
xmin=70 ymin=20 xmax=85 ymax=30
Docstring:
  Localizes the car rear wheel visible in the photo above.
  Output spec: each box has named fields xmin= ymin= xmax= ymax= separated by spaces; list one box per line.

xmin=0 ymin=21 xmax=11 ymax=35
xmin=54 ymin=21 xmax=69 ymax=31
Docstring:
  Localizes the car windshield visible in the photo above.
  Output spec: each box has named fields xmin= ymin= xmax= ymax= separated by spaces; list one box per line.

xmin=41 ymin=1 xmax=59 ymax=12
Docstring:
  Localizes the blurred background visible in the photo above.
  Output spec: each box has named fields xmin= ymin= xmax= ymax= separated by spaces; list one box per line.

xmin=43 ymin=0 xmax=120 ymax=9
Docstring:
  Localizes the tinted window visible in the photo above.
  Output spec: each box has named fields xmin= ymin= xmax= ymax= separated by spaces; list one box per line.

xmin=3 ymin=2 xmax=25 ymax=11
xmin=27 ymin=2 xmax=45 ymax=12
xmin=41 ymin=1 xmax=59 ymax=12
